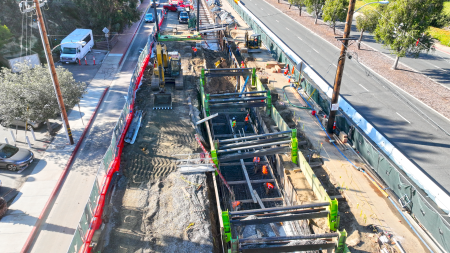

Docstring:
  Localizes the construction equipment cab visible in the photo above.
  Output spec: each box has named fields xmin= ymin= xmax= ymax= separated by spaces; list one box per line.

xmin=244 ymin=31 xmax=262 ymax=53
xmin=60 ymin=29 xmax=94 ymax=64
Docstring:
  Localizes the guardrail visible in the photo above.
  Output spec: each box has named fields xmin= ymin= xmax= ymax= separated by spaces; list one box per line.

xmin=225 ymin=0 xmax=450 ymax=251
xmin=67 ymin=27 xmax=156 ymax=253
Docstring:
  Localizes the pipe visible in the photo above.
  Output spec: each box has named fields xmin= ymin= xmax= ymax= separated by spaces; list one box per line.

xmin=239 ymin=233 xmax=339 ymax=243
xmin=282 ymin=85 xmax=311 ymax=110
xmin=229 ymin=202 xmax=330 ymax=215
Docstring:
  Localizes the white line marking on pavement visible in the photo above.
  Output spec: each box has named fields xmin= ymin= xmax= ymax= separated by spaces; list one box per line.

xmin=286 ymin=27 xmax=289 ymax=30
xmin=276 ymin=20 xmax=279 ymax=22
xmin=332 ymin=63 xmax=337 ymax=68
xmin=261 ymin=8 xmax=264 ymax=10
xmin=396 ymin=112 xmax=411 ymax=124
xmin=297 ymin=36 xmax=303 ymax=41
xmin=312 ymin=48 xmax=319 ymax=54
xmin=358 ymin=83 xmax=369 ymax=92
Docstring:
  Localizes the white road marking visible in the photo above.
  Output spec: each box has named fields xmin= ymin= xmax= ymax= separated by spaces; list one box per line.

xmin=261 ymin=8 xmax=264 ymax=10
xmin=332 ymin=63 xmax=337 ymax=68
xmin=312 ymin=48 xmax=319 ymax=54
xmin=297 ymin=36 xmax=303 ymax=41
xmin=276 ymin=20 xmax=279 ymax=22
xmin=358 ymin=83 xmax=369 ymax=92
xmin=396 ymin=112 xmax=411 ymax=124
xmin=286 ymin=27 xmax=289 ymax=30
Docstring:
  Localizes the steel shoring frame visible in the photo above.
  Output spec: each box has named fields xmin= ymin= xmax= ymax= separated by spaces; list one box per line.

xmin=219 ymin=136 xmax=290 ymax=149
xmin=228 ymin=179 xmax=275 ymax=185
xmin=217 ymin=140 xmax=291 ymax=154
xmin=218 ymin=147 xmax=290 ymax=162
xmin=209 ymin=102 xmax=266 ymax=109
xmin=208 ymin=96 xmax=267 ymax=103
xmin=219 ymin=130 xmax=291 ymax=143
xmin=236 ymin=197 xmax=284 ymax=203
xmin=232 ymin=207 xmax=327 ymax=219
xmin=239 ymin=233 xmax=339 ymax=243
xmin=220 ymin=162 xmax=269 ymax=166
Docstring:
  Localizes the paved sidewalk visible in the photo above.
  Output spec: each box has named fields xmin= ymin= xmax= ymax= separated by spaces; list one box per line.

xmin=0 ymin=1 xmax=152 ymax=252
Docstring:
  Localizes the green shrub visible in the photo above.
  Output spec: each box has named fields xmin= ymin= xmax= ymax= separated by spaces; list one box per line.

xmin=429 ymin=27 xmax=450 ymax=46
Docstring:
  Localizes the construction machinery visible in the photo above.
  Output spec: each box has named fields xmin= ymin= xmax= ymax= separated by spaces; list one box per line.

xmin=151 ymin=43 xmax=183 ymax=109
xmin=244 ymin=31 xmax=262 ymax=53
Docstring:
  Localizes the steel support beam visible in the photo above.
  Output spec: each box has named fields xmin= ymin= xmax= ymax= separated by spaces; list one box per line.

xmin=236 ymin=197 xmax=283 ymax=204
xmin=239 ymin=233 xmax=339 ymax=243
xmin=208 ymin=68 xmax=254 ymax=71
xmin=228 ymin=179 xmax=275 ymax=185
xmin=219 ymin=130 xmax=291 ymax=144
xmin=208 ymin=96 xmax=267 ymax=104
xmin=218 ymin=146 xmax=290 ymax=162
xmin=218 ymin=140 xmax=291 ymax=154
xmin=220 ymin=162 xmax=268 ymax=166
xmin=214 ymin=133 xmax=256 ymax=138
xmin=240 ymin=243 xmax=336 ymax=253
xmin=232 ymin=207 xmax=327 ymax=219
xmin=205 ymin=72 xmax=252 ymax=77
xmin=230 ymin=202 xmax=330 ymax=216
xmin=230 ymin=211 xmax=330 ymax=225
xmin=219 ymin=136 xmax=290 ymax=149
xmin=209 ymin=90 xmax=267 ymax=97
xmin=209 ymin=102 xmax=266 ymax=109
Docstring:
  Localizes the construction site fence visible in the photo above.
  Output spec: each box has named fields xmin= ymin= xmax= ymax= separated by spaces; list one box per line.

xmin=225 ymin=0 xmax=450 ymax=251
xmin=67 ymin=28 xmax=156 ymax=253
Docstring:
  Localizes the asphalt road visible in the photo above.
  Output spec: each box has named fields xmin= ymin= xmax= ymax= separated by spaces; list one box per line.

xmin=242 ymin=0 xmax=450 ymax=194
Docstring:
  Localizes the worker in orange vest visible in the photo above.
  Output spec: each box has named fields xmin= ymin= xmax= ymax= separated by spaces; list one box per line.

xmin=262 ymin=165 xmax=268 ymax=176
xmin=232 ymin=200 xmax=241 ymax=211
xmin=253 ymin=157 xmax=260 ymax=173
xmin=265 ymin=182 xmax=274 ymax=195
xmin=241 ymin=61 xmax=245 ymax=68
xmin=244 ymin=113 xmax=249 ymax=131
xmin=192 ymin=47 xmax=198 ymax=57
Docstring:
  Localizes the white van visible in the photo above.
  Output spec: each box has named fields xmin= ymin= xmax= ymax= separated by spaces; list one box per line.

xmin=60 ymin=29 xmax=94 ymax=64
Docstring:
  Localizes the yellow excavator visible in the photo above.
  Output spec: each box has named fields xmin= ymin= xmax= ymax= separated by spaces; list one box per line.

xmin=151 ymin=43 xmax=183 ymax=109
xmin=244 ymin=31 xmax=262 ymax=53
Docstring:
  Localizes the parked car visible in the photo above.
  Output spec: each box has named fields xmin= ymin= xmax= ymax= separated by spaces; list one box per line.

xmin=0 ymin=119 xmax=43 ymax=130
xmin=145 ymin=13 xmax=155 ymax=22
xmin=162 ymin=4 xmax=178 ymax=12
xmin=0 ymin=143 xmax=34 ymax=171
xmin=151 ymin=0 xmax=160 ymax=7
xmin=179 ymin=11 xmax=189 ymax=24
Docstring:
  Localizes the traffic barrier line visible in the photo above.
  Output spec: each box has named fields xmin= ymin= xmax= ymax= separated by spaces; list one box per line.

xmin=20 ymin=87 xmax=110 ymax=253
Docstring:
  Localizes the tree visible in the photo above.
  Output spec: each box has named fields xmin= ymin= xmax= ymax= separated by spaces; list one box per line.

xmin=73 ymin=0 xmax=141 ymax=32
xmin=322 ymin=0 xmax=348 ymax=34
xmin=0 ymin=22 xmax=12 ymax=49
xmin=0 ymin=63 xmax=87 ymax=134
xmin=289 ymin=0 xmax=305 ymax=16
xmin=374 ymin=0 xmax=444 ymax=69
xmin=305 ymin=0 xmax=325 ymax=24
xmin=355 ymin=9 xmax=379 ymax=49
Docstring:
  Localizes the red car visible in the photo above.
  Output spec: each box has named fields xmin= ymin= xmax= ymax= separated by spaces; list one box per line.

xmin=162 ymin=4 xmax=177 ymax=11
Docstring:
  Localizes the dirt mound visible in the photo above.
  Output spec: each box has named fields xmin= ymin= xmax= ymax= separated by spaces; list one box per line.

xmin=206 ymin=76 xmax=236 ymax=94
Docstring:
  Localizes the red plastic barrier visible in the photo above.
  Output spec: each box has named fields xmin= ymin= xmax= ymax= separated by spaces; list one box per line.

xmin=79 ymin=46 xmax=152 ymax=253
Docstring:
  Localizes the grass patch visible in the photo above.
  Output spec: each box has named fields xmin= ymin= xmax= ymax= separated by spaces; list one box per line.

xmin=444 ymin=2 xmax=450 ymax=16
xmin=354 ymin=0 xmax=378 ymax=12
xmin=429 ymin=27 xmax=450 ymax=47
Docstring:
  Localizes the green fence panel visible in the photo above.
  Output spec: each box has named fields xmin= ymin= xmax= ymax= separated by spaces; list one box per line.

xmin=67 ymin=228 xmax=84 ymax=253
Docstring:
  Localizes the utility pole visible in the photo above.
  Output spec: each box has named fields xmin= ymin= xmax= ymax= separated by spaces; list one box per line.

xmin=326 ymin=0 xmax=356 ymax=134
xmin=153 ymin=0 xmax=159 ymax=35
xmin=197 ymin=0 xmax=200 ymax=32
xmin=34 ymin=0 xmax=74 ymax=145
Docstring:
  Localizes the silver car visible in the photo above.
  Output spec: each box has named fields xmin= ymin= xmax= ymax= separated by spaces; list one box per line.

xmin=0 ymin=143 xmax=34 ymax=171
xmin=1 ymin=119 xmax=43 ymax=130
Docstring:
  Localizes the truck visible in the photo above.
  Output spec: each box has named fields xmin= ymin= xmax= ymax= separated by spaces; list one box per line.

xmin=60 ymin=29 xmax=94 ymax=64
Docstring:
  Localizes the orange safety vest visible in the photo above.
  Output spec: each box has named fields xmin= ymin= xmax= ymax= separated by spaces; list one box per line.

xmin=253 ymin=157 xmax=260 ymax=163
xmin=232 ymin=201 xmax=241 ymax=209
xmin=241 ymin=62 xmax=245 ymax=68
xmin=262 ymin=165 xmax=268 ymax=175
xmin=245 ymin=115 xmax=249 ymax=122
xmin=232 ymin=120 xmax=236 ymax=128
xmin=193 ymin=47 xmax=197 ymax=52
xmin=266 ymin=182 xmax=274 ymax=189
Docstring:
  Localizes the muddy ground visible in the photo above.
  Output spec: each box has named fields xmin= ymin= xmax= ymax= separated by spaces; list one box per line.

xmin=96 ymin=41 xmax=226 ymax=253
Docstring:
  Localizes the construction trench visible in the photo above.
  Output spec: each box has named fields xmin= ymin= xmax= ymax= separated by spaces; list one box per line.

xmin=94 ymin=3 xmax=364 ymax=253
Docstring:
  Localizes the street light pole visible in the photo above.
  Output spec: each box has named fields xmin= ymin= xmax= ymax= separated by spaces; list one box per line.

xmin=326 ymin=0 xmax=357 ymax=134
xmin=34 ymin=0 xmax=74 ymax=145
